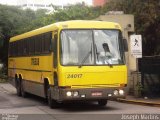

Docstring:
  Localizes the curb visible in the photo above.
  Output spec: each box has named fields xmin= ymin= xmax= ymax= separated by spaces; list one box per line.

xmin=117 ymin=98 xmax=160 ymax=107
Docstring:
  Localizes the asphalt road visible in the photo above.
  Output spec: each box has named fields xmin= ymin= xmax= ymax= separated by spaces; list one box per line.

xmin=0 ymin=83 xmax=160 ymax=120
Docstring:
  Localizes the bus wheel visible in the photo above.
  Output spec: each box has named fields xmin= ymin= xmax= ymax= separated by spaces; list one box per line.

xmin=21 ymin=80 xmax=27 ymax=98
xmin=16 ymin=78 xmax=21 ymax=96
xmin=47 ymin=87 xmax=59 ymax=109
xmin=98 ymin=100 xmax=107 ymax=106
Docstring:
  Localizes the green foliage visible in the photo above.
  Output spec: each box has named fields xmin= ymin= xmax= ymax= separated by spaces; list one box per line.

xmin=0 ymin=5 xmax=23 ymax=64
xmin=0 ymin=5 xmax=48 ymax=64
xmin=49 ymin=4 xmax=101 ymax=22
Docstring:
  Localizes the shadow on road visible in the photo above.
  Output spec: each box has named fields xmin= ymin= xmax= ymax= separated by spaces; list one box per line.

xmin=14 ymin=93 xmax=119 ymax=112
xmin=60 ymin=101 xmax=119 ymax=112
xmin=0 ymin=83 xmax=120 ymax=112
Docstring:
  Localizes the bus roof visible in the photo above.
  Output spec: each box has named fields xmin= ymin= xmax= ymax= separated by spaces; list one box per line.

xmin=10 ymin=20 xmax=121 ymax=42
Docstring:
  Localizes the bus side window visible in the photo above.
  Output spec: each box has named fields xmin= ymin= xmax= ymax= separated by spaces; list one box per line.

xmin=29 ymin=37 xmax=35 ymax=55
xmin=25 ymin=38 xmax=29 ymax=55
xmin=53 ymin=34 xmax=57 ymax=68
xmin=14 ymin=41 xmax=18 ymax=56
xmin=19 ymin=40 xmax=23 ymax=56
xmin=44 ymin=32 xmax=52 ymax=53
xmin=35 ymin=35 xmax=42 ymax=54
xmin=41 ymin=34 xmax=45 ymax=54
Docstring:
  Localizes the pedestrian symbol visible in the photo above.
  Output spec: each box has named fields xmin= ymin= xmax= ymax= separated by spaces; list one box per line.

xmin=134 ymin=39 xmax=139 ymax=46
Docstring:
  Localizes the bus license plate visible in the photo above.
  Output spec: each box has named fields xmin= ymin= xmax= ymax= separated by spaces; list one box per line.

xmin=91 ymin=92 xmax=102 ymax=96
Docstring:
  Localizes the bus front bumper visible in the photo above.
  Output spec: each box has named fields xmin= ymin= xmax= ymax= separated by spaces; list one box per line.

xmin=52 ymin=87 xmax=126 ymax=101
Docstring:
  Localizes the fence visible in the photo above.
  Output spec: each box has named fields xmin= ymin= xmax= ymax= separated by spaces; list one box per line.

xmin=138 ymin=56 xmax=160 ymax=97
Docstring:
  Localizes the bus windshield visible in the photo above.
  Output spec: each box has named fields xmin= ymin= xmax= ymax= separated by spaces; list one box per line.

xmin=60 ymin=29 xmax=124 ymax=66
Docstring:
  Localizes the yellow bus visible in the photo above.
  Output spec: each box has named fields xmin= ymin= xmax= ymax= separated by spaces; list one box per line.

xmin=8 ymin=20 xmax=128 ymax=108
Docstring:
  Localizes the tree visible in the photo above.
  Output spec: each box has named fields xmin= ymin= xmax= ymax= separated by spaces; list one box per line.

xmin=0 ymin=5 xmax=47 ymax=64
xmin=49 ymin=4 xmax=101 ymax=22
xmin=0 ymin=5 xmax=24 ymax=63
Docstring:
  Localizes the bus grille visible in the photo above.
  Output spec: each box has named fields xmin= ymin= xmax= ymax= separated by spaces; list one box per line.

xmin=71 ymin=84 xmax=120 ymax=88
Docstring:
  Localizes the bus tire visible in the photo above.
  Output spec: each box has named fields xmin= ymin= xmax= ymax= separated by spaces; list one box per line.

xmin=98 ymin=100 xmax=107 ymax=106
xmin=44 ymin=79 xmax=49 ymax=102
xmin=16 ymin=77 xmax=21 ymax=97
xmin=47 ymin=87 xmax=59 ymax=109
xmin=21 ymin=80 xmax=27 ymax=98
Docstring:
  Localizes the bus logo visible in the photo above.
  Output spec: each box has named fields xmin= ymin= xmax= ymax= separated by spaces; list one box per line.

xmin=31 ymin=58 xmax=39 ymax=65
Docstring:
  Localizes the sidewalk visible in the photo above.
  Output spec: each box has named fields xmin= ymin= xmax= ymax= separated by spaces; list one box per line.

xmin=117 ymin=95 xmax=160 ymax=107
xmin=0 ymin=83 xmax=16 ymax=94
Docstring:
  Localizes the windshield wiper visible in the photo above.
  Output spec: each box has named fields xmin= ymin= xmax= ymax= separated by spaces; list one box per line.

xmin=78 ymin=51 xmax=91 ymax=68
xmin=105 ymin=59 xmax=113 ymax=68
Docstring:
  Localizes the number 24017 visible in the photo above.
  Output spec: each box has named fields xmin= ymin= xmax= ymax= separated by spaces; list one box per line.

xmin=67 ymin=74 xmax=83 ymax=78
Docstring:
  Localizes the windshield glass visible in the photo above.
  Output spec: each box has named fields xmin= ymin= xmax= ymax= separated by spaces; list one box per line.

xmin=60 ymin=30 xmax=124 ymax=66
xmin=94 ymin=30 xmax=123 ymax=65
xmin=61 ymin=30 xmax=94 ymax=65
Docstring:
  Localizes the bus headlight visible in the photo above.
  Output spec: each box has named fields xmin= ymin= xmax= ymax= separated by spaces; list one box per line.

xmin=119 ymin=90 xmax=124 ymax=95
xmin=66 ymin=91 xmax=72 ymax=97
xmin=73 ymin=91 xmax=79 ymax=97
xmin=113 ymin=90 xmax=119 ymax=95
